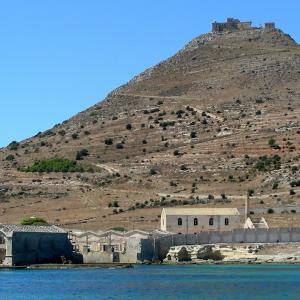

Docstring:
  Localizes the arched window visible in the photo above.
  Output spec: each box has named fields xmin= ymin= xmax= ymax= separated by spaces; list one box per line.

xmin=225 ymin=218 xmax=229 ymax=226
xmin=178 ymin=218 xmax=182 ymax=226
xmin=209 ymin=217 xmax=214 ymax=226
xmin=194 ymin=218 xmax=198 ymax=226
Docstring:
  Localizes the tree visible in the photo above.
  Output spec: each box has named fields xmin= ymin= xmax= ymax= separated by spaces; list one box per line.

xmin=21 ymin=217 xmax=48 ymax=226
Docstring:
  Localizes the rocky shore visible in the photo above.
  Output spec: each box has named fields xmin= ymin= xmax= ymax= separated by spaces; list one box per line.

xmin=164 ymin=243 xmax=300 ymax=264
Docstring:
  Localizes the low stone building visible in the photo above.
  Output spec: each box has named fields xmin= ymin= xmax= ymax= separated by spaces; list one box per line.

xmin=161 ymin=208 xmax=241 ymax=234
xmin=0 ymin=224 xmax=74 ymax=266
xmin=69 ymin=229 xmax=154 ymax=263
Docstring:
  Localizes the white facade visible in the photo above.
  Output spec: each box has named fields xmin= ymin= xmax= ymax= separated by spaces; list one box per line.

xmin=161 ymin=208 xmax=241 ymax=234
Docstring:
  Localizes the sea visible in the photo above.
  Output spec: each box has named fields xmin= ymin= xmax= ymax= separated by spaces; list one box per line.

xmin=0 ymin=264 xmax=300 ymax=300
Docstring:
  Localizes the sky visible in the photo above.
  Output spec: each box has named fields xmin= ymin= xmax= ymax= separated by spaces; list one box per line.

xmin=0 ymin=0 xmax=299 ymax=147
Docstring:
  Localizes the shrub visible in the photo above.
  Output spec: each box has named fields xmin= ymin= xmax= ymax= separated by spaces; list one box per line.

xmin=58 ymin=130 xmax=66 ymax=136
xmin=126 ymin=124 xmax=132 ymax=130
xmin=290 ymin=180 xmax=300 ymax=187
xmin=7 ymin=141 xmax=19 ymax=151
xmin=76 ymin=149 xmax=89 ymax=160
xmin=5 ymin=154 xmax=15 ymax=161
xmin=173 ymin=150 xmax=180 ymax=156
xmin=23 ymin=158 xmax=85 ymax=173
xmin=255 ymin=155 xmax=281 ymax=172
xmin=290 ymin=189 xmax=296 ymax=196
xmin=268 ymin=138 xmax=276 ymax=146
xmin=272 ymin=182 xmax=278 ymax=190
xmin=72 ymin=133 xmax=79 ymax=139
xmin=116 ymin=143 xmax=124 ymax=149
xmin=248 ymin=189 xmax=255 ymax=197
xmin=111 ymin=227 xmax=126 ymax=232
xmin=113 ymin=201 xmax=119 ymax=207
xmin=21 ymin=217 xmax=48 ymax=226
xmin=149 ymin=168 xmax=157 ymax=175
xmin=267 ymin=208 xmax=274 ymax=214
xmin=197 ymin=246 xmax=224 ymax=261
xmin=104 ymin=138 xmax=113 ymax=145
xmin=190 ymin=131 xmax=197 ymax=138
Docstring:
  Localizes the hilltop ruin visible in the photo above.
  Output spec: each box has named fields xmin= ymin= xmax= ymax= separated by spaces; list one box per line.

xmin=212 ymin=17 xmax=276 ymax=33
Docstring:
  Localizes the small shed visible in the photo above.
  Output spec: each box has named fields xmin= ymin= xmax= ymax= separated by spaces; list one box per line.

xmin=0 ymin=224 xmax=73 ymax=266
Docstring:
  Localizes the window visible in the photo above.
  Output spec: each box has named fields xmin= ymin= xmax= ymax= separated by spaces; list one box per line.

xmin=209 ymin=217 xmax=214 ymax=226
xmin=194 ymin=218 xmax=198 ymax=226
xmin=225 ymin=218 xmax=229 ymax=226
xmin=178 ymin=218 xmax=182 ymax=226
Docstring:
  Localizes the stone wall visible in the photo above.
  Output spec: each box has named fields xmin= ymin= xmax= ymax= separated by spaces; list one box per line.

xmin=141 ymin=228 xmax=300 ymax=261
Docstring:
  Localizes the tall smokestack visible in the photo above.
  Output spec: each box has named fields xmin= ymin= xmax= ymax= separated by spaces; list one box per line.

xmin=245 ymin=194 xmax=250 ymax=220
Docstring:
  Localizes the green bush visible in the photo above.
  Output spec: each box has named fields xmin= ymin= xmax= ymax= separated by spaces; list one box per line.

xmin=76 ymin=149 xmax=89 ymax=160
xmin=111 ymin=227 xmax=126 ymax=232
xmin=104 ymin=138 xmax=113 ymax=145
xmin=5 ymin=154 xmax=15 ymax=161
xmin=149 ymin=168 xmax=157 ymax=175
xmin=255 ymin=155 xmax=281 ymax=172
xmin=8 ymin=141 xmax=19 ymax=151
xmin=72 ymin=133 xmax=79 ymax=139
xmin=22 ymin=158 xmax=85 ymax=172
xmin=21 ymin=217 xmax=48 ymax=226
xmin=190 ymin=131 xmax=197 ymax=138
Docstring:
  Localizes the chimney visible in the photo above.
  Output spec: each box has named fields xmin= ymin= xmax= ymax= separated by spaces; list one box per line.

xmin=245 ymin=194 xmax=250 ymax=220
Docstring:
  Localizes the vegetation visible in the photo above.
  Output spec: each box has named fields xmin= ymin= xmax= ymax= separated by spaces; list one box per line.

xmin=104 ymin=138 xmax=113 ymax=145
xmin=5 ymin=154 xmax=15 ymax=161
xmin=72 ymin=133 xmax=79 ymax=139
xmin=111 ymin=227 xmax=126 ymax=232
xmin=22 ymin=158 xmax=86 ymax=172
xmin=8 ymin=141 xmax=19 ymax=151
xmin=255 ymin=155 xmax=281 ymax=172
xmin=76 ymin=149 xmax=89 ymax=160
xmin=190 ymin=131 xmax=197 ymax=138
xmin=21 ymin=217 xmax=48 ymax=226
xmin=149 ymin=168 xmax=157 ymax=175
xmin=198 ymin=246 xmax=224 ymax=261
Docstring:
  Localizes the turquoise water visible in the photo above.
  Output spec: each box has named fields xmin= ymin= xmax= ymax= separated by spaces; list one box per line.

xmin=0 ymin=264 xmax=300 ymax=299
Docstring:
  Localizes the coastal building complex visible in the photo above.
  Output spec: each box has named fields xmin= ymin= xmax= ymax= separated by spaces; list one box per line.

xmin=160 ymin=208 xmax=240 ymax=234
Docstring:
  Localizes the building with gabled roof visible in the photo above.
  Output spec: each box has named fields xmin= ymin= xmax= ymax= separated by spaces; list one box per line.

xmin=161 ymin=207 xmax=240 ymax=234
xmin=0 ymin=224 xmax=73 ymax=266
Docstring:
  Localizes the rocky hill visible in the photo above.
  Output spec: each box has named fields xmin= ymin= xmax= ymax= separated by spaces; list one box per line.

xmin=1 ymin=24 xmax=300 ymax=230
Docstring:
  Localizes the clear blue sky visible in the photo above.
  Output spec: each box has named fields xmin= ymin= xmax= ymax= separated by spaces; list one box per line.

xmin=0 ymin=0 xmax=299 ymax=147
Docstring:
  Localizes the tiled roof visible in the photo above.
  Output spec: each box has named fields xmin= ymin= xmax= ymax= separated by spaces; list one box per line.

xmin=0 ymin=224 xmax=66 ymax=234
xmin=162 ymin=207 xmax=240 ymax=216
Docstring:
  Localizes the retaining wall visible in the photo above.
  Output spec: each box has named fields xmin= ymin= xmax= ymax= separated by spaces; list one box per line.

xmin=141 ymin=228 xmax=300 ymax=261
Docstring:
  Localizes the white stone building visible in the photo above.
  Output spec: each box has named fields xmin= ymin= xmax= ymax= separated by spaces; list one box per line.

xmin=161 ymin=208 xmax=240 ymax=234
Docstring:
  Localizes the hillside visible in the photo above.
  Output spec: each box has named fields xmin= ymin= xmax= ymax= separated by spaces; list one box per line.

xmin=1 ymin=23 xmax=300 ymax=230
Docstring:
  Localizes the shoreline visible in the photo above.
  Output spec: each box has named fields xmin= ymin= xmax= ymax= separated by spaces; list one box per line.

xmin=2 ymin=260 xmax=300 ymax=270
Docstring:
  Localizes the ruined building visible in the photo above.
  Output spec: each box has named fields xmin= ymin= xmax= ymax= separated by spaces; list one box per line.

xmin=212 ymin=18 xmax=276 ymax=33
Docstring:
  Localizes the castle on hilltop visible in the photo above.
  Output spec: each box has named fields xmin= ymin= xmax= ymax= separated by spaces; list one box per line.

xmin=212 ymin=18 xmax=275 ymax=33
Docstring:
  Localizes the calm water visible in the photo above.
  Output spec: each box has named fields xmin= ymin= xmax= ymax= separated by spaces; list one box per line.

xmin=0 ymin=264 xmax=300 ymax=300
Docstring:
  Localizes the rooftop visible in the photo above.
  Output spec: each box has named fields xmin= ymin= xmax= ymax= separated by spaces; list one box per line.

xmin=0 ymin=224 xmax=66 ymax=234
xmin=162 ymin=208 xmax=240 ymax=216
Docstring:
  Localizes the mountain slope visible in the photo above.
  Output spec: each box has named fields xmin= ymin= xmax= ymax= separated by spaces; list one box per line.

xmin=1 ymin=26 xmax=300 ymax=230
